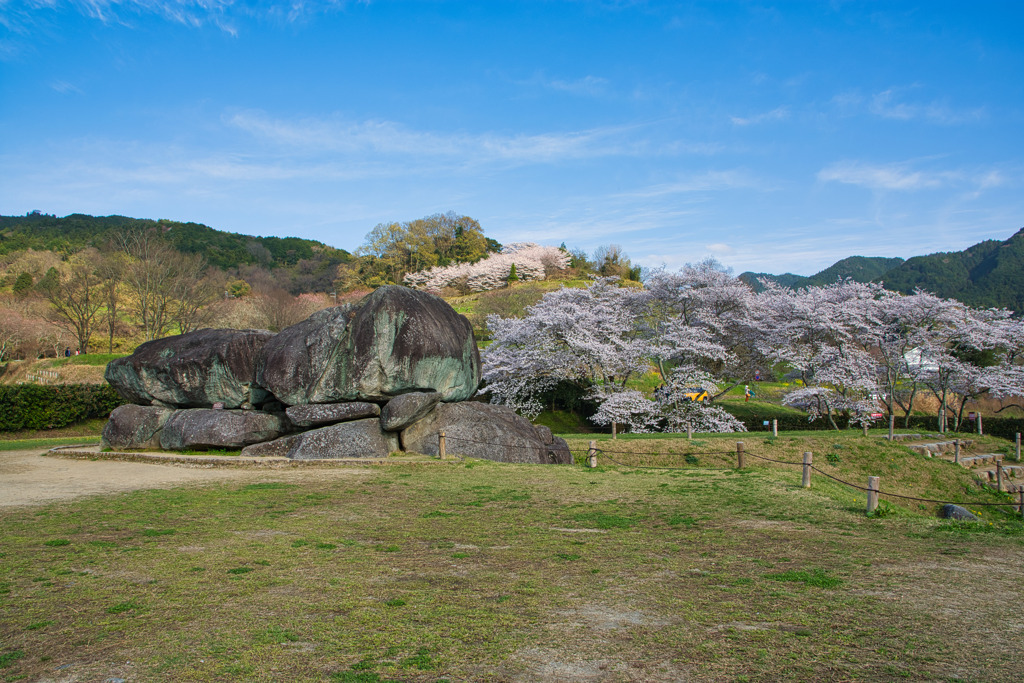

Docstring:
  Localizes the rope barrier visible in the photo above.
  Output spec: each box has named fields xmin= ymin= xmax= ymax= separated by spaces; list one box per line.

xmin=440 ymin=432 xmax=1023 ymax=512
xmin=592 ymin=444 xmax=1023 ymax=512
xmin=803 ymin=464 xmax=1018 ymax=507
xmin=596 ymin=450 xmax=713 ymax=470
xmin=594 ymin=447 xmax=737 ymax=457
xmin=739 ymin=451 xmax=805 ymax=467
xmin=444 ymin=434 xmax=564 ymax=451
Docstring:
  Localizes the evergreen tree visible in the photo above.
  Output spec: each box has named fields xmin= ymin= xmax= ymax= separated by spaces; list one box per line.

xmin=12 ymin=272 xmax=33 ymax=296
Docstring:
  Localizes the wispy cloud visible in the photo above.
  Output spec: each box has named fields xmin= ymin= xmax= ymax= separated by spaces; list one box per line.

xmin=0 ymin=1 xmax=371 ymax=38
xmin=543 ymin=75 xmax=609 ymax=97
xmin=226 ymin=110 xmax=671 ymax=165
xmin=869 ymin=86 xmax=986 ymax=124
xmin=818 ymin=161 xmax=948 ymax=191
xmin=515 ymin=71 xmax=611 ymax=98
xmin=50 ymin=79 xmax=83 ymax=94
xmin=730 ymin=106 xmax=789 ymax=126
xmin=818 ymin=160 xmax=1007 ymax=192
xmin=616 ymin=169 xmax=774 ymax=198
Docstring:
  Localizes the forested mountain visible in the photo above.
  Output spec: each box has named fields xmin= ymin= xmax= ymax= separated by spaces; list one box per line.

xmin=879 ymin=228 xmax=1024 ymax=311
xmin=740 ymin=256 xmax=904 ymax=292
xmin=740 ymin=228 xmax=1024 ymax=312
xmin=0 ymin=212 xmax=351 ymax=269
xmin=0 ymin=212 xmax=353 ymax=294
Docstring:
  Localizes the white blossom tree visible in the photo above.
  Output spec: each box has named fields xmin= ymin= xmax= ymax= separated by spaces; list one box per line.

xmin=483 ymin=275 xmax=747 ymax=433
xmin=645 ymin=259 xmax=762 ymax=396
xmin=749 ymin=279 xmax=883 ymax=429
xmin=404 ymin=243 xmax=569 ymax=292
xmin=482 ymin=278 xmax=652 ymax=420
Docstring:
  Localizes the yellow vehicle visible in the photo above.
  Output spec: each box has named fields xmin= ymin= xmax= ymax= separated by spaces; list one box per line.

xmin=681 ymin=387 xmax=708 ymax=402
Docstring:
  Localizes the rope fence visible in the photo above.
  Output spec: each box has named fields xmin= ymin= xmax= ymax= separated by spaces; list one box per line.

xmin=586 ymin=438 xmax=1024 ymax=517
xmin=431 ymin=431 xmax=1024 ymax=517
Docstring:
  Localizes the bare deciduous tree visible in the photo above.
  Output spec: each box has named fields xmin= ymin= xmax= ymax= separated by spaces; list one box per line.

xmin=37 ymin=250 xmax=105 ymax=353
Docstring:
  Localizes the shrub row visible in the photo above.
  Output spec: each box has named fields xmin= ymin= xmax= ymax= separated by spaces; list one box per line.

xmin=899 ymin=415 xmax=1024 ymax=441
xmin=729 ymin=409 xmax=1024 ymax=439
xmin=0 ymin=384 xmax=125 ymax=432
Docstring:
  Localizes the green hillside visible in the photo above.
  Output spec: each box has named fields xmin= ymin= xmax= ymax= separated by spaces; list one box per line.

xmin=879 ymin=228 xmax=1024 ymax=311
xmin=0 ymin=213 xmax=352 ymax=271
xmin=805 ymin=255 xmax=905 ymax=287
xmin=739 ymin=228 xmax=1024 ymax=312
xmin=740 ymin=256 xmax=904 ymax=292
xmin=0 ymin=212 xmax=353 ymax=294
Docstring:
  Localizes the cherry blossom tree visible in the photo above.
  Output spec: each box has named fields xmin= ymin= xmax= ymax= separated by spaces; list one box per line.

xmin=482 ymin=278 xmax=652 ymax=419
xmin=912 ymin=304 xmax=1023 ymax=430
xmin=483 ymin=275 xmax=747 ymax=433
xmin=750 ymin=279 xmax=883 ymax=429
xmin=404 ymin=243 xmax=569 ymax=292
xmin=645 ymin=259 xmax=762 ymax=396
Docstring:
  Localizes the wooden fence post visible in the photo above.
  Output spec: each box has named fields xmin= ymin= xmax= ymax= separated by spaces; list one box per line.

xmin=687 ymin=426 xmax=693 ymax=440
xmin=772 ymin=419 xmax=778 ymax=438
xmin=954 ymin=439 xmax=960 ymax=465
xmin=862 ymin=422 xmax=869 ymax=437
xmin=439 ymin=431 xmax=446 ymax=460
xmin=867 ymin=476 xmax=880 ymax=515
xmin=587 ymin=440 xmax=597 ymax=469
xmin=1016 ymin=433 xmax=1021 ymax=463
xmin=888 ymin=415 xmax=895 ymax=441
xmin=996 ymin=458 xmax=1003 ymax=493
xmin=736 ymin=441 xmax=745 ymax=469
xmin=1019 ymin=487 xmax=1024 ymax=518
xmin=802 ymin=452 xmax=812 ymax=488
xmin=978 ymin=415 xmax=983 ymax=436
xmin=612 ymin=421 xmax=617 ymax=440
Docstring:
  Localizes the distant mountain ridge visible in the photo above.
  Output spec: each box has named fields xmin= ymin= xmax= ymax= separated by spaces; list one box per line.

xmin=0 ymin=212 xmax=353 ymax=294
xmin=738 ymin=227 xmax=1024 ymax=313
xmin=0 ymin=212 xmax=351 ymax=269
xmin=740 ymin=256 xmax=905 ymax=292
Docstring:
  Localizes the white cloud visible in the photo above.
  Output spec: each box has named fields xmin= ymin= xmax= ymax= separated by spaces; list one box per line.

xmin=617 ymin=170 xmax=774 ymax=198
xmin=50 ymin=80 xmax=83 ymax=94
xmin=818 ymin=160 xmax=1009 ymax=193
xmin=0 ymin=0 xmax=375 ymax=38
xmin=730 ymin=106 xmax=789 ymax=126
xmin=869 ymin=87 xmax=986 ymax=125
xmin=544 ymin=75 xmax=609 ymax=97
xmin=226 ymin=110 xmax=675 ymax=166
xmin=818 ymin=161 xmax=947 ymax=191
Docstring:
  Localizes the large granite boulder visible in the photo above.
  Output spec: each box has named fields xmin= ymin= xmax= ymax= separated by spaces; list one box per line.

xmin=102 ymin=404 xmax=175 ymax=450
xmin=256 ymin=286 xmax=480 ymax=405
xmin=106 ymin=329 xmax=274 ymax=409
xmin=159 ymin=409 xmax=287 ymax=450
xmin=255 ymin=306 xmax=353 ymax=406
xmin=400 ymin=402 xmax=573 ymax=464
xmin=380 ymin=391 xmax=442 ymax=432
xmin=285 ymin=401 xmax=380 ymax=428
xmin=240 ymin=418 xmax=399 ymax=460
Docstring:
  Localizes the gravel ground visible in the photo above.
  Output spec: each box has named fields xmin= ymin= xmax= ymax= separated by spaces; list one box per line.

xmin=0 ymin=448 xmax=371 ymax=507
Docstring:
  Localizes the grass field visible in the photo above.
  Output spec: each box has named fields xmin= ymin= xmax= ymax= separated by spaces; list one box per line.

xmin=2 ymin=432 xmax=1023 ymax=681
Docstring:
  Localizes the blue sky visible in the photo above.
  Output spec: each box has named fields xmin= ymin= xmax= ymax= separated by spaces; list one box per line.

xmin=1 ymin=1 xmax=1022 ymax=275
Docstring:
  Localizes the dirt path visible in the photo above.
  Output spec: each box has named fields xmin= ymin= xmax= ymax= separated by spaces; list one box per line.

xmin=0 ymin=448 xmax=370 ymax=508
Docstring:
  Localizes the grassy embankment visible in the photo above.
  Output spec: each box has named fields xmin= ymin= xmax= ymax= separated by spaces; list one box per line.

xmin=2 ymin=430 xmax=1023 ymax=682
xmin=0 ymin=353 xmax=121 ymax=386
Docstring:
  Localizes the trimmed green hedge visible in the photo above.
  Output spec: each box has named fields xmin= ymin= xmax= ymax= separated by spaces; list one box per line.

xmin=900 ymin=415 xmax=1024 ymax=441
xmin=730 ymin=409 xmax=1024 ymax=439
xmin=0 ymin=384 xmax=125 ymax=432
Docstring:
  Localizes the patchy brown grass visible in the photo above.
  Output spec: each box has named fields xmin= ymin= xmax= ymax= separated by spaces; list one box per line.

xmin=2 ymin=433 xmax=1023 ymax=682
